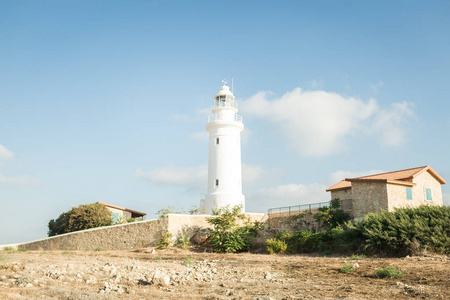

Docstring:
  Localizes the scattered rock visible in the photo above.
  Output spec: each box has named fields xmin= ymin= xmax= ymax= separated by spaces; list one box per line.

xmin=192 ymin=228 xmax=212 ymax=245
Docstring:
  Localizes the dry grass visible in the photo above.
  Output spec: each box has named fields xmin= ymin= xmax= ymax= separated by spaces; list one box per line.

xmin=0 ymin=248 xmax=448 ymax=299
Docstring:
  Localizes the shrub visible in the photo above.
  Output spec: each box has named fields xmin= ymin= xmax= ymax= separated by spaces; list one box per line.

xmin=266 ymin=238 xmax=287 ymax=255
xmin=375 ymin=266 xmax=404 ymax=278
xmin=2 ymin=247 xmax=14 ymax=251
xmin=48 ymin=203 xmax=112 ymax=236
xmin=357 ymin=205 xmax=450 ymax=255
xmin=207 ymin=205 xmax=262 ymax=253
xmin=283 ymin=206 xmax=450 ymax=256
xmin=184 ymin=257 xmax=194 ymax=266
xmin=340 ymin=263 xmax=355 ymax=273
xmin=157 ymin=231 xmax=173 ymax=249
xmin=350 ymin=254 xmax=366 ymax=260
xmin=177 ymin=236 xmax=191 ymax=249
xmin=314 ymin=198 xmax=350 ymax=229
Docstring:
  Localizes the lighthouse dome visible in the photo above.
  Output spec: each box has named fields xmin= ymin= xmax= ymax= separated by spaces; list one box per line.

xmin=215 ymin=85 xmax=234 ymax=98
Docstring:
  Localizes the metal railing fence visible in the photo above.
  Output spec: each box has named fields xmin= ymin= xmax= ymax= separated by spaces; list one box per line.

xmin=267 ymin=201 xmax=331 ymax=216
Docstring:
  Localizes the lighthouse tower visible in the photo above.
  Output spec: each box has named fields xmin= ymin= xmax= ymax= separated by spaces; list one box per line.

xmin=203 ymin=80 xmax=245 ymax=214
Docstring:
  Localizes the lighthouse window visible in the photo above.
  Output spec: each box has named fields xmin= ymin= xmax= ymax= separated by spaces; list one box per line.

xmin=215 ymin=179 xmax=219 ymax=187
xmin=216 ymin=138 xmax=219 ymax=145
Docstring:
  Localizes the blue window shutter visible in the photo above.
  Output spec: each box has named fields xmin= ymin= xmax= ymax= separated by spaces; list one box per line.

xmin=406 ymin=187 xmax=412 ymax=200
xmin=426 ymin=189 xmax=432 ymax=201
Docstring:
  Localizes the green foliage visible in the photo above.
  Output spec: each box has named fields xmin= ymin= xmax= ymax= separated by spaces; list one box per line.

xmin=206 ymin=205 xmax=262 ymax=253
xmin=340 ymin=263 xmax=355 ymax=273
xmin=156 ymin=206 xmax=177 ymax=218
xmin=350 ymin=254 xmax=366 ymax=260
xmin=277 ymin=205 xmax=450 ymax=256
xmin=188 ymin=205 xmax=206 ymax=215
xmin=157 ymin=231 xmax=173 ymax=249
xmin=266 ymin=238 xmax=287 ymax=255
xmin=184 ymin=257 xmax=194 ymax=266
xmin=177 ymin=236 xmax=191 ymax=249
xmin=94 ymin=247 xmax=105 ymax=251
xmin=375 ymin=266 xmax=404 ymax=278
xmin=17 ymin=248 xmax=27 ymax=252
xmin=356 ymin=205 xmax=450 ymax=255
xmin=48 ymin=203 xmax=113 ymax=236
xmin=314 ymin=198 xmax=350 ymax=229
xmin=2 ymin=246 xmax=14 ymax=251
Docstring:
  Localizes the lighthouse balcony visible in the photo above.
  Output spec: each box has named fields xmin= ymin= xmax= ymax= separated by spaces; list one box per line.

xmin=208 ymin=114 xmax=243 ymax=123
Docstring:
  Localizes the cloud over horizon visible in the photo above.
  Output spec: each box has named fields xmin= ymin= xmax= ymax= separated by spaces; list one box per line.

xmin=0 ymin=174 xmax=40 ymax=187
xmin=240 ymin=88 xmax=414 ymax=157
xmin=134 ymin=164 xmax=265 ymax=191
xmin=0 ymin=144 xmax=14 ymax=165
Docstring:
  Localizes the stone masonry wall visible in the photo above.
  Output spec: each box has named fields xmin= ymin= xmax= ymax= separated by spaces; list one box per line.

xmin=267 ymin=210 xmax=325 ymax=232
xmin=19 ymin=218 xmax=168 ymax=251
xmin=351 ymin=181 xmax=388 ymax=219
xmin=18 ymin=213 xmax=267 ymax=251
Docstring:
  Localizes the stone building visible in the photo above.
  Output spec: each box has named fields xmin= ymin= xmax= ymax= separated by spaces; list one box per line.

xmin=97 ymin=202 xmax=146 ymax=223
xmin=326 ymin=166 xmax=446 ymax=219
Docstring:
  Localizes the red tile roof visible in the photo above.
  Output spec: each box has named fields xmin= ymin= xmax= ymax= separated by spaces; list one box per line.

xmin=326 ymin=165 xmax=446 ymax=192
xmin=97 ymin=202 xmax=146 ymax=217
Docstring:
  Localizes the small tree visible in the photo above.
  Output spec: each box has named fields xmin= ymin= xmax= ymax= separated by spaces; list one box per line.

xmin=48 ymin=203 xmax=113 ymax=236
xmin=206 ymin=205 xmax=262 ymax=253
xmin=314 ymin=199 xmax=350 ymax=229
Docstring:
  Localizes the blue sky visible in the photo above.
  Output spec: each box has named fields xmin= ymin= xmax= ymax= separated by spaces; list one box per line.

xmin=1 ymin=0 xmax=449 ymax=244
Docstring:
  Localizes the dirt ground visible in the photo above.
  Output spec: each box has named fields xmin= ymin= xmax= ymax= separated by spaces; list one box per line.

xmin=0 ymin=247 xmax=449 ymax=300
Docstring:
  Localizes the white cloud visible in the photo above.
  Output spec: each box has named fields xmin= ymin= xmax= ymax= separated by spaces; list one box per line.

xmin=246 ymin=183 xmax=329 ymax=212
xmin=240 ymin=88 xmax=414 ymax=157
xmin=169 ymin=114 xmax=190 ymax=122
xmin=134 ymin=165 xmax=208 ymax=190
xmin=0 ymin=144 xmax=14 ymax=165
xmin=0 ymin=174 xmax=40 ymax=187
xmin=374 ymin=101 xmax=414 ymax=147
xmin=135 ymin=164 xmax=264 ymax=190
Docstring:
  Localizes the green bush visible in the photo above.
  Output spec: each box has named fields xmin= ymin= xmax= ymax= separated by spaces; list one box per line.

xmin=275 ymin=205 xmax=450 ymax=256
xmin=314 ymin=198 xmax=350 ymax=229
xmin=207 ymin=205 xmax=262 ymax=253
xmin=177 ymin=236 xmax=191 ymax=249
xmin=350 ymin=254 xmax=366 ymax=260
xmin=357 ymin=205 xmax=450 ymax=255
xmin=375 ymin=266 xmax=404 ymax=278
xmin=48 ymin=203 xmax=112 ymax=236
xmin=340 ymin=263 xmax=355 ymax=273
xmin=157 ymin=231 xmax=173 ymax=249
xmin=266 ymin=238 xmax=287 ymax=255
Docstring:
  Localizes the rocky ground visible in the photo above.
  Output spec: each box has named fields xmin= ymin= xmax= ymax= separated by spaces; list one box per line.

xmin=0 ymin=247 xmax=449 ymax=299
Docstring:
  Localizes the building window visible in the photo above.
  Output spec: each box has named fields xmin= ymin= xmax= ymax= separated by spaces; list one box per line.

xmin=112 ymin=213 xmax=119 ymax=223
xmin=426 ymin=188 xmax=432 ymax=201
xmin=216 ymin=138 xmax=219 ymax=145
xmin=406 ymin=187 xmax=412 ymax=200
xmin=215 ymin=179 xmax=219 ymax=188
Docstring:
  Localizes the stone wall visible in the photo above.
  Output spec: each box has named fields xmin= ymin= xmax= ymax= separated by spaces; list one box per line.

xmin=351 ymin=181 xmax=388 ymax=219
xmin=18 ymin=213 xmax=267 ymax=251
xmin=20 ymin=218 xmax=168 ymax=251
xmin=267 ymin=210 xmax=325 ymax=232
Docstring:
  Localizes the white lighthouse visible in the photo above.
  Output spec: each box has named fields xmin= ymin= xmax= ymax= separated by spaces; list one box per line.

xmin=203 ymin=80 xmax=245 ymax=214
